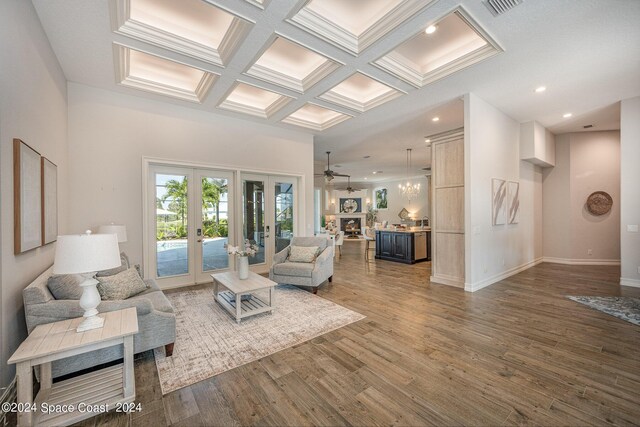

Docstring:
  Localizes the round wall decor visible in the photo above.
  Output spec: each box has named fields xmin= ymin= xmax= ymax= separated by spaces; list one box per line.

xmin=586 ymin=191 xmax=613 ymax=216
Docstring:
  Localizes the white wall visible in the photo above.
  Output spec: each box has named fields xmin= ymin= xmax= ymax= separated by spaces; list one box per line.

xmin=570 ymin=132 xmax=621 ymax=261
xmin=67 ymin=83 xmax=314 ymax=271
xmin=0 ymin=0 xmax=68 ymax=387
xmin=327 ymin=189 xmax=370 ymax=214
xmin=542 ymin=135 xmax=571 ymax=259
xmin=543 ymin=132 xmax=621 ymax=264
xmin=620 ymin=96 xmax=640 ymax=286
xmin=324 ymin=176 xmax=430 ymax=226
xmin=465 ymin=93 xmax=543 ymax=292
xmin=372 ymin=177 xmax=430 ymax=224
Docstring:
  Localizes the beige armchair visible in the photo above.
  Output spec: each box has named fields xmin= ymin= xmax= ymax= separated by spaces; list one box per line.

xmin=269 ymin=237 xmax=334 ymax=294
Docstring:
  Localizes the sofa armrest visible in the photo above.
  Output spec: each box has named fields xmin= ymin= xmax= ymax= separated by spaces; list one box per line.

xmin=26 ymin=298 xmax=153 ymax=321
xmin=272 ymin=246 xmax=290 ymax=265
xmin=315 ymin=246 xmax=334 ymax=268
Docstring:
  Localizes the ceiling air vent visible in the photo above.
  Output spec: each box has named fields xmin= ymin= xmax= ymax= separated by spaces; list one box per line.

xmin=583 ymin=124 xmax=594 ymax=129
xmin=484 ymin=0 xmax=523 ymax=17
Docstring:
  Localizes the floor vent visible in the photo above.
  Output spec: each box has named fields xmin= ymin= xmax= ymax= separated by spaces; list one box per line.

xmin=484 ymin=0 xmax=523 ymax=16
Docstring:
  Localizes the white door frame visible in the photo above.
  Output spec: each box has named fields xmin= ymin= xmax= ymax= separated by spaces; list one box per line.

xmin=142 ymin=157 xmax=305 ymax=289
xmin=147 ymin=164 xmax=196 ymax=288
xmin=238 ymin=174 xmax=299 ymax=274
xmin=269 ymin=175 xmax=298 ymax=263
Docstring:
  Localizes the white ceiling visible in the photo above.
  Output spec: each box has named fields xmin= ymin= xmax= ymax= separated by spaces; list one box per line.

xmin=129 ymin=0 xmax=234 ymax=48
xmin=32 ymin=0 xmax=640 ymax=183
xmin=305 ymin=0 xmax=404 ymax=36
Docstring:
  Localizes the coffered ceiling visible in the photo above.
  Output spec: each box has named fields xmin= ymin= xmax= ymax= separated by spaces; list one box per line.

xmin=32 ymin=0 xmax=640 ymax=181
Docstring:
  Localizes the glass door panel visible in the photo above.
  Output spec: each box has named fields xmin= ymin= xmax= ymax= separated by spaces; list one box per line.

xmin=150 ymin=166 xmax=195 ymax=287
xmin=242 ymin=177 xmax=266 ymax=266
xmin=274 ymin=181 xmax=294 ymax=254
xmin=196 ymin=171 xmax=233 ymax=283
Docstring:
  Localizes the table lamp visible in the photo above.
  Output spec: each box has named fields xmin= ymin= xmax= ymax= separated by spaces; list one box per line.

xmin=53 ymin=230 xmax=121 ymax=332
xmin=98 ymin=223 xmax=127 ymax=244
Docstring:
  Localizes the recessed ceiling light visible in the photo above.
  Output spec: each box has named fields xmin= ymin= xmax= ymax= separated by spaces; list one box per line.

xmin=424 ymin=138 xmax=431 ymax=144
xmin=372 ymin=171 xmax=383 ymax=174
xmin=425 ymin=25 xmax=437 ymax=35
xmin=535 ymin=86 xmax=546 ymax=93
xmin=432 ymin=117 xmax=440 ymax=122
xmin=563 ymin=113 xmax=573 ymax=118
xmin=364 ymin=177 xmax=368 ymax=180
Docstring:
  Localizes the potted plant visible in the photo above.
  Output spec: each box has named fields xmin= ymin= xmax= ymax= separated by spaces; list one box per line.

xmin=366 ymin=206 xmax=378 ymax=227
xmin=225 ymin=240 xmax=259 ymax=280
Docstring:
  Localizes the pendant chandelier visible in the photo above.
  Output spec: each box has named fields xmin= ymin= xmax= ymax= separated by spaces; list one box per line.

xmin=399 ymin=148 xmax=420 ymax=201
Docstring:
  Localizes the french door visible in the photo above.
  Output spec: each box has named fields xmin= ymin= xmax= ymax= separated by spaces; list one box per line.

xmin=148 ymin=165 xmax=234 ymax=287
xmin=241 ymin=174 xmax=297 ymax=274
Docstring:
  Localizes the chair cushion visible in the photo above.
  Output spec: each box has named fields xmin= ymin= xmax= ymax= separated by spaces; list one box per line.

xmin=288 ymin=246 xmax=319 ymax=263
xmin=47 ymin=274 xmax=84 ymax=300
xmin=273 ymin=262 xmax=314 ymax=278
xmin=97 ymin=268 xmax=147 ymax=300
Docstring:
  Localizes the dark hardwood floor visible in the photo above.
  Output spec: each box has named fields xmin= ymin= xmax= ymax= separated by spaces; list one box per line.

xmin=83 ymin=241 xmax=639 ymax=426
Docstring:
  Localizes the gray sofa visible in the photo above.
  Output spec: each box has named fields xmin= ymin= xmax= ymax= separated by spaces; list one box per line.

xmin=23 ymin=266 xmax=176 ymax=379
xmin=269 ymin=236 xmax=334 ymax=294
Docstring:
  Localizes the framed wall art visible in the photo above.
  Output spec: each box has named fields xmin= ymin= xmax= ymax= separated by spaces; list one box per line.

xmin=340 ymin=198 xmax=361 ymax=213
xmin=507 ymin=181 xmax=520 ymax=224
xmin=491 ymin=178 xmax=506 ymax=226
xmin=14 ymin=139 xmax=42 ymax=254
xmin=375 ymin=188 xmax=388 ymax=210
xmin=42 ymin=157 xmax=58 ymax=245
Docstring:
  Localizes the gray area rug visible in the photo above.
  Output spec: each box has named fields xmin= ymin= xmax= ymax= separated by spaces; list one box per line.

xmin=154 ymin=285 xmax=365 ymax=394
xmin=567 ymin=296 xmax=640 ymax=326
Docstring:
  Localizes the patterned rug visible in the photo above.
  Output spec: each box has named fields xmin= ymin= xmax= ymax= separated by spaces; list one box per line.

xmin=567 ymin=296 xmax=640 ymax=326
xmin=154 ymin=285 xmax=365 ymax=394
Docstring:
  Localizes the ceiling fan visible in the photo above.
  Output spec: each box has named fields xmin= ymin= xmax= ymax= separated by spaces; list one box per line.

xmin=345 ymin=176 xmax=362 ymax=194
xmin=315 ymin=151 xmax=349 ymax=182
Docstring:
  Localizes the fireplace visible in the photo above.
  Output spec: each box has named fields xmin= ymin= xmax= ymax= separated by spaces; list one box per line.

xmin=340 ymin=218 xmax=361 ymax=237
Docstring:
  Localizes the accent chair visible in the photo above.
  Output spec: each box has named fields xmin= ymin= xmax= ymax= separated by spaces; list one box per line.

xmin=269 ymin=236 xmax=334 ymax=294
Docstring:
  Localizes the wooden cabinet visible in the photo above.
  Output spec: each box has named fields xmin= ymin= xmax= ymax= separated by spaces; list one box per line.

xmin=375 ymin=230 xmax=430 ymax=264
xmin=379 ymin=231 xmax=393 ymax=257
xmin=392 ymin=233 xmax=410 ymax=260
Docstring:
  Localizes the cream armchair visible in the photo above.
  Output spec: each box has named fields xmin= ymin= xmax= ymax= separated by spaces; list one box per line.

xmin=269 ymin=237 xmax=334 ymax=294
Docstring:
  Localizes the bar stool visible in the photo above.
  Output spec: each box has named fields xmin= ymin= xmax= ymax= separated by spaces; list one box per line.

xmin=363 ymin=227 xmax=376 ymax=261
xmin=335 ymin=231 xmax=344 ymax=257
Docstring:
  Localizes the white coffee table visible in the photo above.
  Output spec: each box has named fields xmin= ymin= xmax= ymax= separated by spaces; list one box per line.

xmin=211 ymin=271 xmax=276 ymax=323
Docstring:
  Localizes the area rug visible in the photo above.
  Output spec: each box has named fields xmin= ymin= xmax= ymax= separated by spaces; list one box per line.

xmin=154 ymin=285 xmax=365 ymax=394
xmin=567 ymin=296 xmax=640 ymax=326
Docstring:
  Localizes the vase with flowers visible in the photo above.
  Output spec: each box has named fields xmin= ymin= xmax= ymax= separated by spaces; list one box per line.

xmin=225 ymin=240 xmax=259 ymax=280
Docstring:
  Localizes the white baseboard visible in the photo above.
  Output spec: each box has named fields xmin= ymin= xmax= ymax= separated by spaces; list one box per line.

xmin=620 ymin=278 xmax=640 ymax=288
xmin=464 ymin=257 xmax=544 ymax=293
xmin=430 ymin=274 xmax=464 ymax=288
xmin=542 ymin=257 xmax=621 ymax=266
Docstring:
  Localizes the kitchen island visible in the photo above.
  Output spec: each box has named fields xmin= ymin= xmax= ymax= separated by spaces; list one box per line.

xmin=375 ymin=228 xmax=431 ymax=264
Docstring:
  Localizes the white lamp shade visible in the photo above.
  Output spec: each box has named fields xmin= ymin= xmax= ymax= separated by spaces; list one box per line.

xmin=53 ymin=233 xmax=121 ymax=274
xmin=97 ymin=224 xmax=127 ymax=243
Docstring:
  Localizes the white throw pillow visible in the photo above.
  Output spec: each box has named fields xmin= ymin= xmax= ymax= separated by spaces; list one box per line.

xmin=288 ymin=246 xmax=320 ymax=263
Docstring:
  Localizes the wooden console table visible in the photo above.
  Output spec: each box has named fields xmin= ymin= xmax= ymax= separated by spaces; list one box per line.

xmin=8 ymin=308 xmax=138 ymax=426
